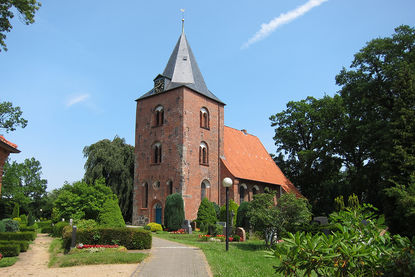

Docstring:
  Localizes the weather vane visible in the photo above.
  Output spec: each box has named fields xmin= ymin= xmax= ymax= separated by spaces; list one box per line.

xmin=181 ymin=9 xmax=185 ymax=32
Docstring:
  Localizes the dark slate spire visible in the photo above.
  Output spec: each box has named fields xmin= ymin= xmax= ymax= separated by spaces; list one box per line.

xmin=138 ymin=31 xmax=224 ymax=104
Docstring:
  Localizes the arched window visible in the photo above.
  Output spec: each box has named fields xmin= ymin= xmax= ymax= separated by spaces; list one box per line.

xmin=153 ymin=181 xmax=160 ymax=190
xmin=252 ymin=185 xmax=259 ymax=196
xmin=201 ymin=180 xmax=210 ymax=201
xmin=199 ymin=142 xmax=208 ymax=165
xmin=152 ymin=142 xmax=162 ymax=164
xmin=154 ymin=105 xmax=164 ymax=127
xmin=142 ymin=182 xmax=148 ymax=208
xmin=167 ymin=180 xmax=173 ymax=195
xmin=239 ymin=184 xmax=247 ymax=203
xmin=200 ymin=107 xmax=209 ymax=129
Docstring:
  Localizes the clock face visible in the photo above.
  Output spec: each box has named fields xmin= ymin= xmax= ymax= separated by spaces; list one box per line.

xmin=154 ymin=78 xmax=164 ymax=93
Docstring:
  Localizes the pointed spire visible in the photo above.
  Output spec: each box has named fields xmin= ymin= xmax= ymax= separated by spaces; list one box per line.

xmin=139 ymin=30 xmax=224 ymax=104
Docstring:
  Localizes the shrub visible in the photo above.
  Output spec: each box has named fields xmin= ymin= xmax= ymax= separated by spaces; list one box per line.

xmin=74 ymin=219 xmax=99 ymax=229
xmin=62 ymin=227 xmax=152 ymax=250
xmin=236 ymin=201 xmax=250 ymax=230
xmin=20 ymin=214 xmax=27 ymax=225
xmin=98 ymin=197 xmax=125 ymax=228
xmin=37 ymin=220 xmax=52 ymax=229
xmin=0 ymin=231 xmax=36 ymax=241
xmin=232 ymin=234 xmax=240 ymax=242
xmin=52 ymin=221 xmax=69 ymax=237
xmin=12 ymin=217 xmax=21 ymax=224
xmin=1 ymin=219 xmax=19 ymax=232
xmin=12 ymin=203 xmax=19 ymax=218
xmin=207 ymin=223 xmax=223 ymax=236
xmin=27 ymin=211 xmax=35 ymax=226
xmin=20 ymin=224 xmax=37 ymax=232
xmin=219 ymin=199 xmax=239 ymax=226
xmin=146 ymin=222 xmax=162 ymax=232
xmin=164 ymin=193 xmax=185 ymax=231
xmin=0 ymin=244 xmax=20 ymax=257
xmin=41 ymin=227 xmax=53 ymax=234
xmin=212 ymin=201 xmax=220 ymax=219
xmin=196 ymin=198 xmax=217 ymax=227
xmin=0 ymin=240 xmax=29 ymax=252
xmin=0 ymin=221 xmax=4 ymax=232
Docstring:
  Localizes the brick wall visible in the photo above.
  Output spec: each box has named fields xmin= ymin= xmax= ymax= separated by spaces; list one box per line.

xmin=0 ymin=148 xmax=11 ymax=196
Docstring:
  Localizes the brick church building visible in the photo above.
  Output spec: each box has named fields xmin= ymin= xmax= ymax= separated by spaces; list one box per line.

xmin=132 ymin=30 xmax=300 ymax=226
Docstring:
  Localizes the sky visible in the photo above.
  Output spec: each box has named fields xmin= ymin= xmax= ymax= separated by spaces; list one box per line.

xmin=1 ymin=0 xmax=414 ymax=191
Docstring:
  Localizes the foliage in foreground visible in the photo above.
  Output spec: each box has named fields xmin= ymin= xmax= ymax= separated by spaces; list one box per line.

xmin=164 ymin=193 xmax=185 ymax=231
xmin=0 ymin=256 xmax=18 ymax=267
xmin=273 ymin=204 xmax=415 ymax=276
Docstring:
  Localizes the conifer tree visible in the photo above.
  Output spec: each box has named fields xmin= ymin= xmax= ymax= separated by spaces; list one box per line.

xmin=164 ymin=193 xmax=185 ymax=231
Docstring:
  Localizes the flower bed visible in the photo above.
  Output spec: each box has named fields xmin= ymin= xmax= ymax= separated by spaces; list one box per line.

xmin=169 ymin=229 xmax=186 ymax=234
xmin=76 ymin=244 xmax=119 ymax=249
xmin=198 ymin=234 xmax=239 ymax=242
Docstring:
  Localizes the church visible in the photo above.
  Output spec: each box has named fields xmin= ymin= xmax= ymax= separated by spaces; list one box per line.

xmin=132 ymin=30 xmax=301 ymax=226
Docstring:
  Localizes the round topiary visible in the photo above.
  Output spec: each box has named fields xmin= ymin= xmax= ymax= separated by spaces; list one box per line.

xmin=196 ymin=198 xmax=217 ymax=227
xmin=146 ymin=222 xmax=163 ymax=232
xmin=164 ymin=193 xmax=185 ymax=231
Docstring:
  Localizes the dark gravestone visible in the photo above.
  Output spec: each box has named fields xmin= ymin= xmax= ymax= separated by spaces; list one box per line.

xmin=71 ymin=226 xmax=77 ymax=249
xmin=313 ymin=216 xmax=329 ymax=235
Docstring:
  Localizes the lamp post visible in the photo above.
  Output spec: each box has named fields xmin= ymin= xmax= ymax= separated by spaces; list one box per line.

xmin=222 ymin=177 xmax=233 ymax=251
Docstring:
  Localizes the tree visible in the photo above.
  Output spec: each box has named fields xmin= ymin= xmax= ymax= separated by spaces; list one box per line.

xmin=0 ymin=0 xmax=41 ymax=52
xmin=0 ymin=102 xmax=28 ymax=132
xmin=219 ymin=199 xmax=239 ymax=226
xmin=11 ymin=202 xmax=19 ymax=218
xmin=196 ymin=197 xmax=217 ymax=227
xmin=164 ymin=193 xmax=185 ymax=231
xmin=52 ymin=178 xmax=114 ymax=222
xmin=83 ymin=136 xmax=134 ymax=222
xmin=275 ymin=193 xmax=311 ymax=236
xmin=98 ymin=197 xmax=125 ymax=228
xmin=1 ymin=158 xmax=47 ymax=217
xmin=236 ymin=201 xmax=250 ymax=230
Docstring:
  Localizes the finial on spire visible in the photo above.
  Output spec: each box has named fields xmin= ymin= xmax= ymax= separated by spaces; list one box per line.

xmin=180 ymin=9 xmax=185 ymax=33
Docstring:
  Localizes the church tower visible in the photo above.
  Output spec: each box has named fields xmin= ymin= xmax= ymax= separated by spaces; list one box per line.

xmin=132 ymin=30 xmax=225 ymax=225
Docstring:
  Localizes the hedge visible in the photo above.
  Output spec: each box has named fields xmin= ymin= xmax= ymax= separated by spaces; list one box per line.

xmin=52 ymin=222 xmax=69 ymax=237
xmin=0 ymin=231 xmax=36 ymax=241
xmin=0 ymin=244 xmax=20 ymax=257
xmin=0 ymin=240 xmax=29 ymax=252
xmin=41 ymin=227 xmax=53 ymax=234
xmin=20 ymin=225 xmax=37 ymax=232
xmin=37 ymin=220 xmax=52 ymax=229
xmin=62 ymin=227 xmax=152 ymax=250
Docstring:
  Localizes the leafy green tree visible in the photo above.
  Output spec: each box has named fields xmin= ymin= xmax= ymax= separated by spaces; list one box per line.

xmin=211 ymin=201 xmax=220 ymax=219
xmin=83 ymin=136 xmax=134 ymax=222
xmin=1 ymin=158 xmax=47 ymax=217
xmin=236 ymin=201 xmax=250 ymax=230
xmin=164 ymin=193 xmax=185 ymax=231
xmin=0 ymin=0 xmax=41 ymax=52
xmin=275 ymin=193 xmax=311 ymax=235
xmin=219 ymin=199 xmax=239 ymax=226
xmin=98 ymin=197 xmax=125 ymax=228
xmin=196 ymin=197 xmax=217 ymax=227
xmin=53 ymin=178 xmax=114 ymax=222
xmin=27 ymin=211 xmax=35 ymax=226
xmin=0 ymin=102 xmax=28 ymax=132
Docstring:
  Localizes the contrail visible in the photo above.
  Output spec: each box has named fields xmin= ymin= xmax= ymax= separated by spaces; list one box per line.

xmin=67 ymin=94 xmax=90 ymax=107
xmin=242 ymin=0 xmax=329 ymax=49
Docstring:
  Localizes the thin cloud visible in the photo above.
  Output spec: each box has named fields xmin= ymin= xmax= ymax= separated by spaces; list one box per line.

xmin=66 ymin=94 xmax=90 ymax=107
xmin=242 ymin=0 xmax=329 ymax=49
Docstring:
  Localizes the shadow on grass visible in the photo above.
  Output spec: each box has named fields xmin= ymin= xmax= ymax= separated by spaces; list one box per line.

xmin=233 ymin=242 xmax=269 ymax=251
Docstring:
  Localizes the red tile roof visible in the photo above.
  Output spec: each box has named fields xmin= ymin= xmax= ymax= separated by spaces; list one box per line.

xmin=0 ymin=135 xmax=20 ymax=153
xmin=222 ymin=126 xmax=301 ymax=197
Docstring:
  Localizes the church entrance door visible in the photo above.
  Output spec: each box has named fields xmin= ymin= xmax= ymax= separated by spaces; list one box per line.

xmin=154 ymin=203 xmax=162 ymax=224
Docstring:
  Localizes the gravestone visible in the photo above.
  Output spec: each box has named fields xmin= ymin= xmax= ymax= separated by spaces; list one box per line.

xmin=313 ymin=216 xmax=329 ymax=235
xmin=190 ymin=221 xmax=197 ymax=231
xmin=182 ymin=219 xmax=192 ymax=234
xmin=235 ymin=227 xmax=246 ymax=242
xmin=71 ymin=226 xmax=77 ymax=249
xmin=218 ymin=222 xmax=226 ymax=235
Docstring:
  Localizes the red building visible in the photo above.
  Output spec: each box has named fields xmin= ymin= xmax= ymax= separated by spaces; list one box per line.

xmin=132 ymin=31 xmax=301 ymax=225
xmin=0 ymin=135 xmax=20 ymax=196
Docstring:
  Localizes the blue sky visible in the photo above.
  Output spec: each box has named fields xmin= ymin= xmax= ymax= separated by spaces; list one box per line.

xmin=1 ymin=0 xmax=414 ymax=191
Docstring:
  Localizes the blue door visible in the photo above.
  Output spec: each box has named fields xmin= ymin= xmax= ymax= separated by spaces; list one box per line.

xmin=155 ymin=203 xmax=162 ymax=224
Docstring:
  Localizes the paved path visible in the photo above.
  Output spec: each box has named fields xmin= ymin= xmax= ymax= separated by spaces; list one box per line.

xmin=132 ymin=236 xmax=212 ymax=277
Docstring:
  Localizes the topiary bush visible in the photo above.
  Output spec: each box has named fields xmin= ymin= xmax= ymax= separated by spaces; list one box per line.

xmin=236 ymin=201 xmax=251 ymax=230
xmin=37 ymin=220 xmax=52 ymax=229
xmin=74 ymin=219 xmax=99 ymax=229
xmin=196 ymin=198 xmax=217 ymax=227
xmin=164 ymin=193 xmax=185 ymax=231
xmin=0 ymin=221 xmax=5 ymax=232
xmin=11 ymin=203 xmax=19 ymax=218
xmin=98 ymin=198 xmax=125 ymax=228
xmin=0 ymin=244 xmax=20 ymax=257
xmin=219 ymin=199 xmax=239 ymax=226
xmin=0 ymin=231 xmax=36 ymax=241
xmin=146 ymin=222 xmax=162 ymax=232
xmin=0 ymin=240 xmax=29 ymax=252
xmin=20 ymin=224 xmax=37 ymax=232
xmin=1 ymin=219 xmax=20 ymax=232
xmin=52 ymin=221 xmax=69 ymax=237
xmin=27 ymin=211 xmax=35 ymax=227
xmin=20 ymin=214 xmax=27 ymax=225
xmin=62 ymin=227 xmax=152 ymax=250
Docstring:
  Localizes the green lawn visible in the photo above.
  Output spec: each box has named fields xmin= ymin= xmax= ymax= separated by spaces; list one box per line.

xmin=154 ymin=232 xmax=278 ymax=277
xmin=48 ymin=238 xmax=148 ymax=267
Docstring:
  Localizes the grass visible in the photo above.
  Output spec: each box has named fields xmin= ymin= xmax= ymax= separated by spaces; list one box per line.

xmin=0 ymin=257 xmax=18 ymax=267
xmin=154 ymin=232 xmax=278 ymax=277
xmin=48 ymin=238 xmax=148 ymax=267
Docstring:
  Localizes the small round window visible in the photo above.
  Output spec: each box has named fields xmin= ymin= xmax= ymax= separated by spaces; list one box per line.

xmin=153 ymin=181 xmax=160 ymax=190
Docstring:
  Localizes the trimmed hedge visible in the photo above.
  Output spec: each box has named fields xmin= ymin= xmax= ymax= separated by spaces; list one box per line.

xmin=20 ymin=224 xmax=37 ymax=232
xmin=0 ymin=240 xmax=29 ymax=252
xmin=52 ymin=221 xmax=69 ymax=237
xmin=41 ymin=227 xmax=53 ymax=234
xmin=62 ymin=227 xmax=152 ymax=250
xmin=38 ymin=220 xmax=52 ymax=229
xmin=0 ymin=231 xmax=36 ymax=241
xmin=0 ymin=244 xmax=20 ymax=257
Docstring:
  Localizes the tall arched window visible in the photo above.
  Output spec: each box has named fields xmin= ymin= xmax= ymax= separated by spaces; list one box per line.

xmin=200 ymin=107 xmax=209 ymax=129
xmin=152 ymin=142 xmax=162 ymax=164
xmin=239 ymin=184 xmax=247 ymax=203
xmin=199 ymin=142 xmax=208 ymax=165
xmin=252 ymin=185 xmax=259 ymax=196
xmin=167 ymin=180 xmax=173 ymax=195
xmin=142 ymin=182 xmax=148 ymax=208
xmin=154 ymin=105 xmax=164 ymax=127
xmin=201 ymin=180 xmax=210 ymax=201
